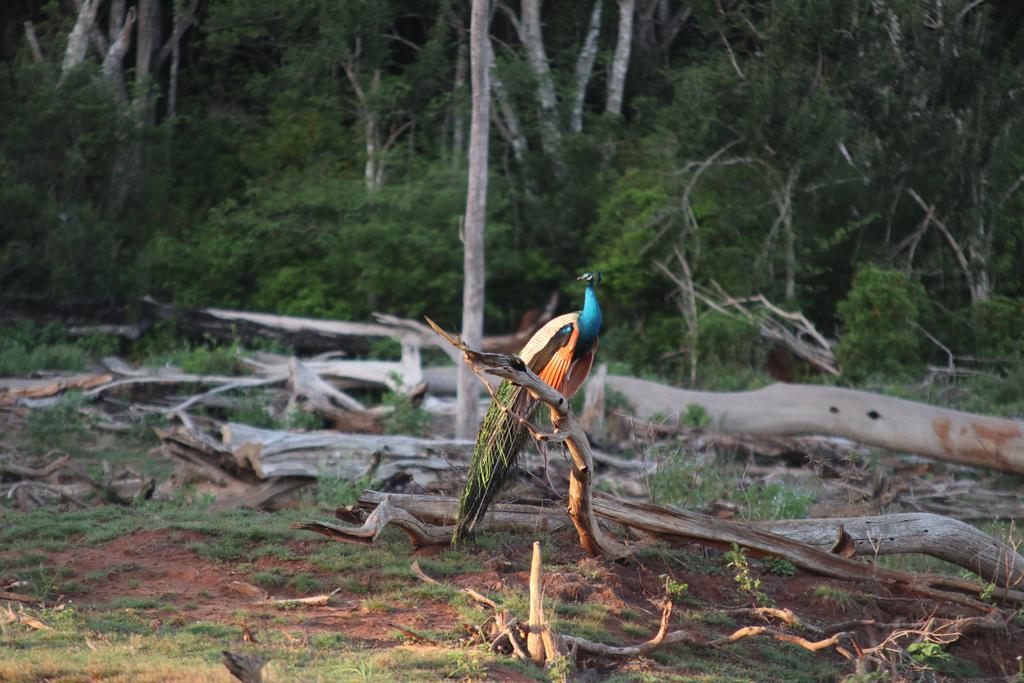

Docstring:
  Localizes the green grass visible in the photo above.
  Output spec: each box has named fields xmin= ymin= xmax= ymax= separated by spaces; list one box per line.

xmin=646 ymin=448 xmax=816 ymax=520
xmin=0 ymin=321 xmax=117 ymax=376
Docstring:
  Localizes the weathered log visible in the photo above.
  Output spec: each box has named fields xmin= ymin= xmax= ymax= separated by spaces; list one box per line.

xmin=353 ymin=491 xmax=1024 ymax=595
xmin=143 ymin=297 xmax=395 ymax=354
xmin=756 ymin=513 xmax=1024 ymax=587
xmin=285 ymin=358 xmax=383 ymax=432
xmin=604 ymin=376 xmax=1024 ymax=475
xmin=222 ymin=423 xmax=472 ymax=488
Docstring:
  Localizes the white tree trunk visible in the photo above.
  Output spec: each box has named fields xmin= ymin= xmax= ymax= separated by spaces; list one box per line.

xmin=456 ymin=0 xmax=492 ymax=440
xmin=602 ymin=376 xmax=1024 ymax=475
xmin=571 ymin=0 xmax=603 ymax=133
xmin=517 ymin=0 xmax=563 ymax=160
xmin=605 ymin=0 xmax=636 ymax=116
xmin=452 ymin=24 xmax=468 ymax=165
xmin=61 ymin=0 xmax=100 ymax=79
xmin=487 ymin=39 xmax=528 ymax=162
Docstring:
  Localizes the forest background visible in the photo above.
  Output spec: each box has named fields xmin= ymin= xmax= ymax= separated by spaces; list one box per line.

xmin=2 ymin=0 xmax=1024 ymax=389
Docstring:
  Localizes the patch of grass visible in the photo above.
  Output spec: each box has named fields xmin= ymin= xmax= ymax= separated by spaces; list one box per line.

xmin=811 ymin=584 xmax=856 ymax=612
xmin=286 ymin=573 xmax=323 ymax=594
xmin=0 ymin=322 xmax=117 ymax=376
xmin=315 ymin=474 xmax=373 ymax=508
xmin=24 ymin=392 xmax=92 ymax=451
xmin=251 ymin=570 xmax=287 ymax=590
xmin=646 ymin=448 xmax=815 ymax=520
xmin=107 ymin=596 xmax=161 ymax=610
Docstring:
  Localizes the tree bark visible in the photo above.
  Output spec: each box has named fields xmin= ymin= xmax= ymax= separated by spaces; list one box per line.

xmin=605 ymin=0 xmax=636 ymax=117
xmin=221 ymin=423 xmax=472 ymax=483
xmin=61 ymin=0 xmax=100 ymax=79
xmin=571 ymin=0 xmax=603 ymax=133
xmin=602 ymin=376 xmax=1024 ymax=475
xmin=451 ymin=18 xmax=468 ymax=166
xmin=352 ymin=491 xmax=1024 ymax=597
xmin=487 ymin=39 xmax=528 ymax=162
xmin=135 ymin=0 xmax=159 ymax=125
xmin=515 ymin=0 xmax=563 ymax=162
xmin=456 ymin=0 xmax=492 ymax=440
xmin=24 ymin=21 xmax=43 ymax=62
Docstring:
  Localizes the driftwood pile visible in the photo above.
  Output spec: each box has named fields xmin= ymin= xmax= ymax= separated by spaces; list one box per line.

xmin=0 ymin=451 xmax=153 ymax=510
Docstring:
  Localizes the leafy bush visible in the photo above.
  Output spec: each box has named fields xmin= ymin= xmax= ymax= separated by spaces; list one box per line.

xmin=0 ymin=322 xmax=116 ymax=375
xmin=835 ymin=266 xmax=926 ymax=381
xmin=968 ymin=296 xmax=1024 ymax=359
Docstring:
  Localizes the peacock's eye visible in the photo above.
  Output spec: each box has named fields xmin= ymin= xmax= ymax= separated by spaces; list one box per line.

xmin=560 ymin=324 xmax=572 ymax=334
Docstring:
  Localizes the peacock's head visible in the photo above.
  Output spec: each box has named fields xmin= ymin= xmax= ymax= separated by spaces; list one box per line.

xmin=577 ymin=271 xmax=602 ymax=287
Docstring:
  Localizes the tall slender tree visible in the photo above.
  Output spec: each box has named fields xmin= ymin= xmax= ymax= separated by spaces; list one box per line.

xmin=456 ymin=0 xmax=492 ymax=439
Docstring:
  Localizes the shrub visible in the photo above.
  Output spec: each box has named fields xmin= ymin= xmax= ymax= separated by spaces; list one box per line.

xmin=835 ymin=266 xmax=926 ymax=381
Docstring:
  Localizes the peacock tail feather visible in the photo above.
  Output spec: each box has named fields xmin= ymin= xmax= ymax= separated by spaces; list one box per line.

xmin=451 ymin=378 xmax=536 ymax=545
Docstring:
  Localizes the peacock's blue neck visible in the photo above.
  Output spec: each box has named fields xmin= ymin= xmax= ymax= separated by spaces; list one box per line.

xmin=577 ymin=283 xmax=602 ymax=346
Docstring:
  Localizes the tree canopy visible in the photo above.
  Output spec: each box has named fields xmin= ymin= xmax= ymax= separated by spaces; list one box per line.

xmin=2 ymin=0 xmax=1023 ymax=382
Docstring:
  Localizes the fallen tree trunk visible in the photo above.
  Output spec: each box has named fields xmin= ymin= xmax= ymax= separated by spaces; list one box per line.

xmin=757 ymin=514 xmax=1024 ymax=587
xmin=221 ymin=423 xmax=472 ymax=487
xmin=143 ymin=297 xmax=403 ymax=355
xmin=603 ymin=376 xmax=1024 ymax=475
xmin=351 ymin=492 xmax=1024 ymax=590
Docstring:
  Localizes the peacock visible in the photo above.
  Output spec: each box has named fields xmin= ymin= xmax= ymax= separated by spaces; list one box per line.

xmin=452 ymin=272 xmax=603 ymax=545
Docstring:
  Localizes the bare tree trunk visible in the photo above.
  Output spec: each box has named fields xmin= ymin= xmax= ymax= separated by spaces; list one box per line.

xmin=158 ymin=0 xmax=200 ymax=121
xmin=61 ymin=0 xmax=101 ymax=80
xmin=487 ymin=39 xmax=528 ymax=162
xmin=605 ymin=0 xmax=636 ymax=116
xmin=365 ymin=70 xmax=382 ymax=192
xmin=24 ymin=21 xmax=44 ymax=62
xmin=456 ymin=0 xmax=492 ymax=440
xmin=515 ymin=0 xmax=563 ymax=162
xmin=452 ymin=21 xmax=468 ymax=167
xmin=135 ymin=0 xmax=159 ymax=124
xmin=101 ymin=6 xmax=135 ymax=101
xmin=571 ymin=0 xmax=603 ymax=133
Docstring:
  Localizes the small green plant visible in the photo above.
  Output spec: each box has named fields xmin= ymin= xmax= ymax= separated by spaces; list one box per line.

xmin=980 ymin=581 xmax=996 ymax=603
xmin=381 ymin=387 xmax=432 ymax=436
xmin=659 ymin=574 xmax=689 ymax=600
xmin=547 ymin=653 xmax=573 ymax=683
xmin=907 ymin=640 xmax=952 ymax=669
xmin=724 ymin=544 xmax=769 ymax=605
xmin=25 ymin=392 xmax=91 ymax=449
xmin=681 ymin=403 xmax=710 ymax=430
xmin=762 ymin=556 xmax=797 ymax=577
xmin=447 ymin=650 xmax=486 ymax=681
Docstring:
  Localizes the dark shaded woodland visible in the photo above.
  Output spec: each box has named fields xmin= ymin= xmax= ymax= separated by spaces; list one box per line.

xmin=3 ymin=0 xmax=1024 ymax=384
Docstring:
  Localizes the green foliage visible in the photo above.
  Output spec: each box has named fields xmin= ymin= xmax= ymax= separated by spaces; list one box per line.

xmin=381 ymin=389 xmax=433 ymax=436
xmin=681 ymin=403 xmax=710 ymax=430
xmin=836 ymin=267 xmax=927 ymax=381
xmin=0 ymin=322 xmax=116 ymax=376
xmin=724 ymin=544 xmax=769 ymax=606
xmin=811 ymin=584 xmax=855 ymax=612
xmin=659 ymin=574 xmax=689 ymax=600
xmin=762 ymin=556 xmax=798 ymax=577
xmin=648 ymin=448 xmax=815 ymax=521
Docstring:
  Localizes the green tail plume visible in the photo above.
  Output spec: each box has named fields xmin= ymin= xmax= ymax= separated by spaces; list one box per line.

xmin=452 ymin=379 xmax=535 ymax=545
